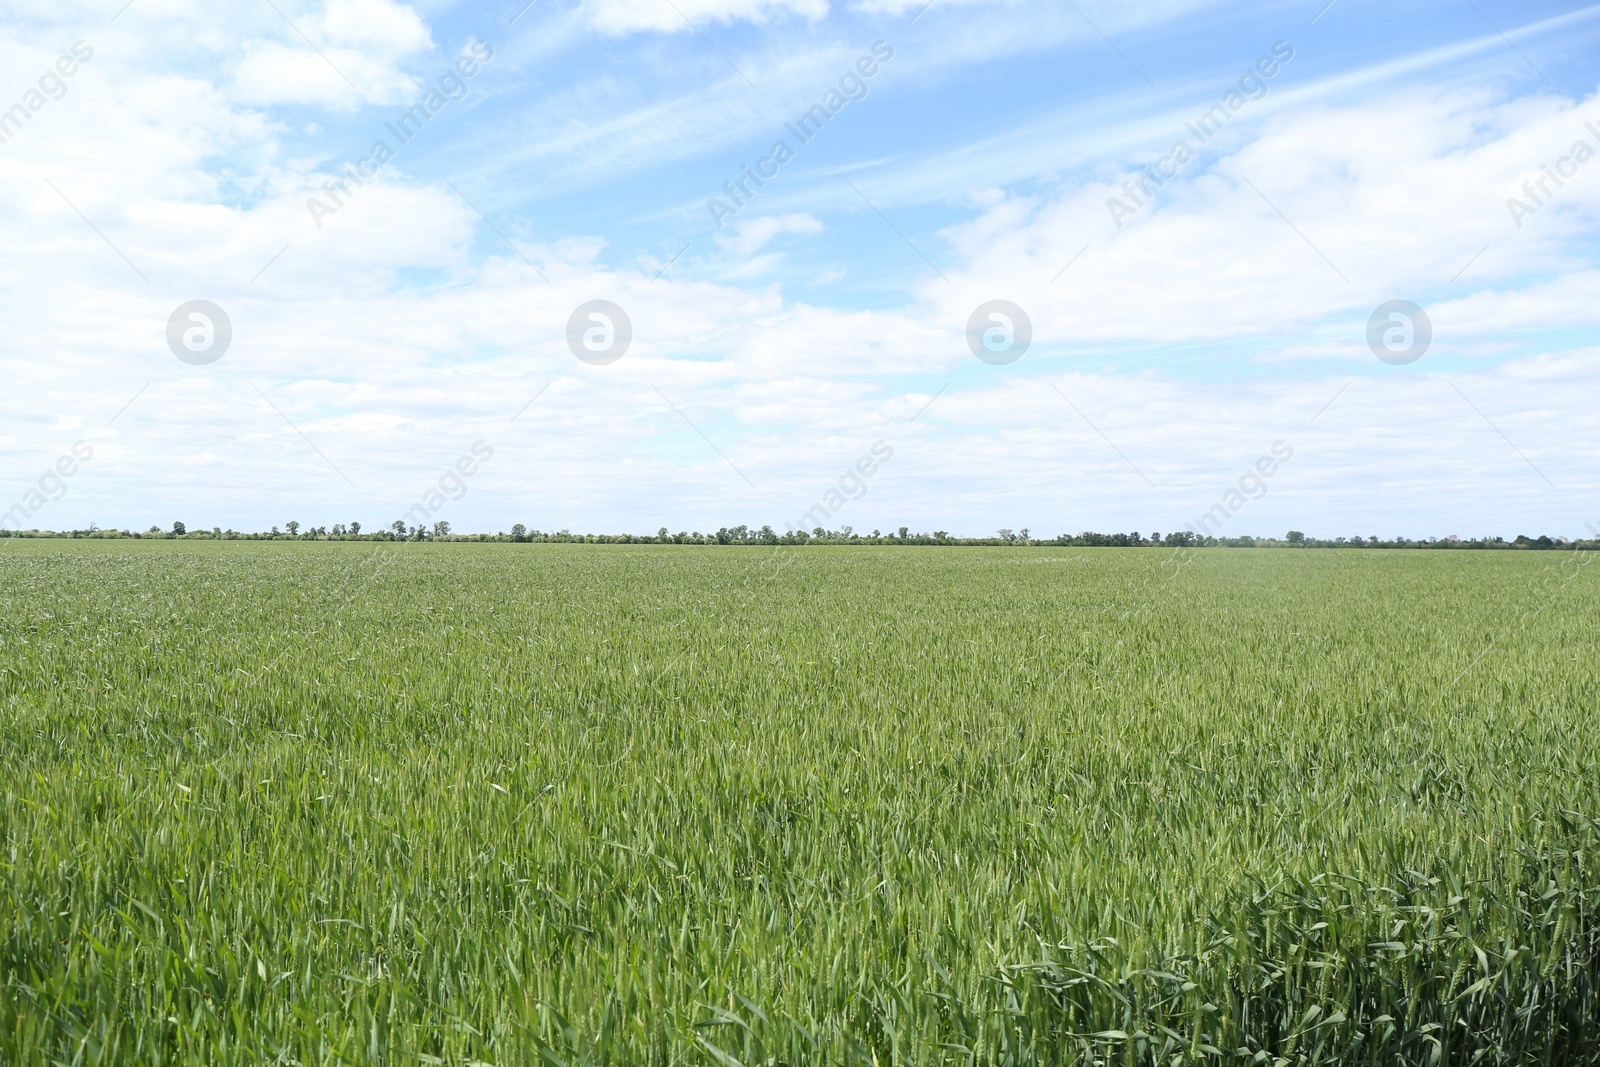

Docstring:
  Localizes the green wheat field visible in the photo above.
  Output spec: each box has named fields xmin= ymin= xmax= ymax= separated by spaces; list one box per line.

xmin=3 ymin=540 xmax=1598 ymax=1065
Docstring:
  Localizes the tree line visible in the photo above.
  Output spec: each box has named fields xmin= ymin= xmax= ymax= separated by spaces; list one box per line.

xmin=3 ymin=522 xmax=1595 ymax=550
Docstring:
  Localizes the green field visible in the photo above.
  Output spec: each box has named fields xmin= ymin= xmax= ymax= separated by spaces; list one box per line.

xmin=3 ymin=541 xmax=1598 ymax=1064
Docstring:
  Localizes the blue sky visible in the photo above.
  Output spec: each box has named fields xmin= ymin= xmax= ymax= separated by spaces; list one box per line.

xmin=2 ymin=0 xmax=1598 ymax=538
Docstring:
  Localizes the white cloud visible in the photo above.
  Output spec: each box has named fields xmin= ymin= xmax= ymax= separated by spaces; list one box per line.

xmin=220 ymin=0 xmax=434 ymax=110
xmin=713 ymin=212 xmax=824 ymax=255
xmin=912 ymin=85 xmax=1600 ymax=355
xmin=582 ymin=0 xmax=828 ymax=34
xmin=314 ymin=0 xmax=433 ymax=52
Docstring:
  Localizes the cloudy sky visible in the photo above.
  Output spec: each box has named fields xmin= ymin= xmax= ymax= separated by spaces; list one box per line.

xmin=2 ymin=0 xmax=1597 ymax=538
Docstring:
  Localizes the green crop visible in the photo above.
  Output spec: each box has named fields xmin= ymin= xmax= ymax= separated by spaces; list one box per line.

xmin=2 ymin=541 xmax=1597 ymax=1064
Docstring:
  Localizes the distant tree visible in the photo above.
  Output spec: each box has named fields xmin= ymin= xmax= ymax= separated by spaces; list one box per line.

xmin=172 ymin=521 xmax=186 ymax=536
xmin=286 ymin=521 xmax=300 ymax=537
xmin=1017 ymin=528 xmax=1029 ymax=543
xmin=332 ymin=524 xmax=346 ymax=537
xmin=271 ymin=525 xmax=280 ymax=536
xmin=433 ymin=521 xmax=450 ymax=537
xmin=391 ymin=520 xmax=406 ymax=540
xmin=1287 ymin=530 xmax=1305 ymax=543
xmin=997 ymin=528 xmax=1013 ymax=541
xmin=657 ymin=526 xmax=668 ymax=541
xmin=349 ymin=521 xmax=361 ymax=536
xmin=934 ymin=531 xmax=949 ymax=541
xmin=898 ymin=527 xmax=909 ymax=540
xmin=511 ymin=524 xmax=527 ymax=542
